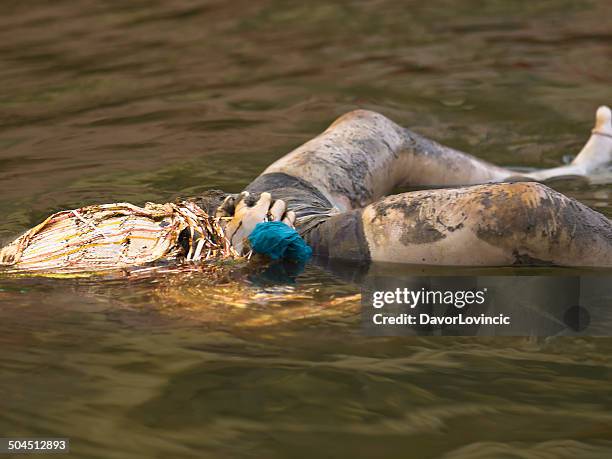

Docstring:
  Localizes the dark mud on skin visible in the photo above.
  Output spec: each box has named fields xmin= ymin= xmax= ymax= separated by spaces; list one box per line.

xmin=474 ymin=183 xmax=612 ymax=265
xmin=1 ymin=1 xmax=612 ymax=458
xmin=372 ymin=198 xmax=448 ymax=244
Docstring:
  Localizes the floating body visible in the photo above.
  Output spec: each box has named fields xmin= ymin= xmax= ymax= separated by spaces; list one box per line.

xmin=2 ymin=107 xmax=611 ymax=273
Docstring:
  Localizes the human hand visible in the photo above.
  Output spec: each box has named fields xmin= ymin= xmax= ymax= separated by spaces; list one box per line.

xmin=216 ymin=191 xmax=296 ymax=254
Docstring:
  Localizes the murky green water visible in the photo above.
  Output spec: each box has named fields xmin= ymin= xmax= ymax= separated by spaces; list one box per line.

xmin=0 ymin=1 xmax=611 ymax=457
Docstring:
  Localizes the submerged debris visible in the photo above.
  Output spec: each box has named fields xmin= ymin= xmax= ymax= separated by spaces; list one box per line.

xmin=0 ymin=201 xmax=240 ymax=276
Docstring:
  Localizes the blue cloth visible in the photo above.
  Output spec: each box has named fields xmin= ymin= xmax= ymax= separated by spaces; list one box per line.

xmin=248 ymin=221 xmax=312 ymax=263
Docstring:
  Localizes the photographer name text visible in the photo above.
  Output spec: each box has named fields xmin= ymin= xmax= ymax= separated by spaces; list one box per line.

xmin=370 ymin=287 xmax=511 ymax=326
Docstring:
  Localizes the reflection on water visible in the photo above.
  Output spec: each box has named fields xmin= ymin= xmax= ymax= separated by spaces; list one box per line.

xmin=0 ymin=1 xmax=611 ymax=457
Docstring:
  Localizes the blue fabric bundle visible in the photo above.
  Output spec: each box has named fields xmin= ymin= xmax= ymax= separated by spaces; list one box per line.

xmin=248 ymin=221 xmax=312 ymax=263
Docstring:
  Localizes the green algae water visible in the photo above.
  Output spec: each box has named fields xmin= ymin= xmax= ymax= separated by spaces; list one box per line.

xmin=0 ymin=1 xmax=611 ymax=457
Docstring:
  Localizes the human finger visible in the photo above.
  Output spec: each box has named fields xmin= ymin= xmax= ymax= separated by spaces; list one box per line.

xmin=282 ymin=210 xmax=296 ymax=228
xmin=269 ymin=199 xmax=286 ymax=222
xmin=224 ymin=191 xmax=253 ymax=240
xmin=230 ymin=192 xmax=273 ymax=253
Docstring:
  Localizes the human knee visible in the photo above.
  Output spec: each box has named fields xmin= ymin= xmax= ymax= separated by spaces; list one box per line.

xmin=472 ymin=182 xmax=561 ymax=243
xmin=328 ymin=109 xmax=388 ymax=130
xmin=488 ymin=182 xmax=562 ymax=214
xmin=500 ymin=181 xmax=551 ymax=200
xmin=476 ymin=181 xmax=610 ymax=254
